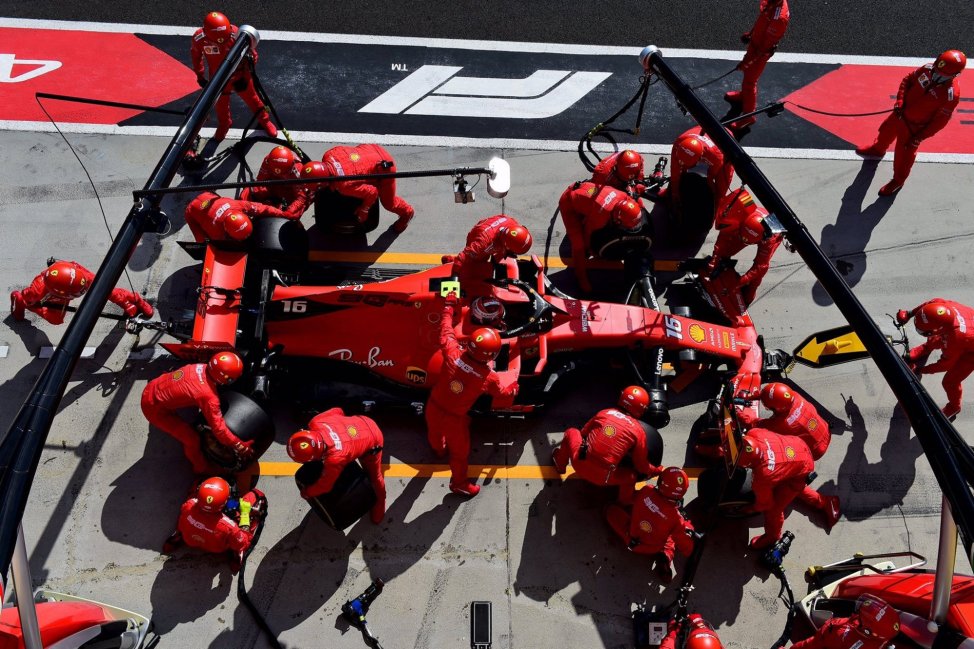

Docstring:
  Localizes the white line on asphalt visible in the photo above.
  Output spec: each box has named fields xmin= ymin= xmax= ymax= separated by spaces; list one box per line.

xmin=0 ymin=17 xmax=950 ymax=67
xmin=2 ymin=120 xmax=973 ymax=164
xmin=127 ymin=347 xmax=171 ymax=361
xmin=0 ymin=345 xmax=8 ymax=359
xmin=39 ymin=346 xmax=96 ymax=359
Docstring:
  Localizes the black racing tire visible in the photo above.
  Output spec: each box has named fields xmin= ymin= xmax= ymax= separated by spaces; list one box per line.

xmin=199 ymin=391 xmax=275 ymax=473
xmin=672 ymin=170 xmax=715 ymax=240
xmin=250 ymin=216 xmax=309 ymax=264
xmin=641 ymin=421 xmax=664 ymax=467
xmin=313 ymin=188 xmax=381 ymax=235
xmin=590 ymin=222 xmax=654 ymax=261
xmin=696 ymin=467 xmax=756 ymax=517
xmin=296 ymin=460 xmax=378 ymax=530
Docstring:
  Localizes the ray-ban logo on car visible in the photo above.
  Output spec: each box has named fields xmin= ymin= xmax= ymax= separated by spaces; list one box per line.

xmin=360 ymin=65 xmax=611 ymax=119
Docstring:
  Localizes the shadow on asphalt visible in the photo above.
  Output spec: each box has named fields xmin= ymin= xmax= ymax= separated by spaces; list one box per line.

xmin=812 ymin=160 xmax=895 ymax=305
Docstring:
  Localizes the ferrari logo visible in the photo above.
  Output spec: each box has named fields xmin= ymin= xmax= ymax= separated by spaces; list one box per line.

xmin=450 ymin=380 xmax=464 ymax=394
xmin=783 ymin=390 xmax=792 ymax=399
xmin=219 ymin=354 xmax=230 ymax=361
xmin=937 ymin=306 xmax=948 ymax=316
xmin=688 ymin=324 xmax=705 ymax=343
xmin=299 ymin=442 xmax=309 ymax=449
xmin=348 ymin=426 xmax=358 ymax=438
xmin=785 ymin=447 xmax=796 ymax=459
xmin=49 ymin=269 xmax=58 ymax=276
xmin=676 ymin=476 xmax=685 ymax=485
xmin=475 ymin=334 xmax=484 ymax=343
xmin=638 ymin=520 xmax=652 ymax=533
xmin=603 ymin=425 xmax=616 ymax=437
xmin=206 ymin=496 xmax=214 ymax=504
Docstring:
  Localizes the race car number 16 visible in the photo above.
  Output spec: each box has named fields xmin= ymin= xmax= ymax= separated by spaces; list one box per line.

xmin=664 ymin=315 xmax=683 ymax=340
xmin=281 ymin=300 xmax=308 ymax=313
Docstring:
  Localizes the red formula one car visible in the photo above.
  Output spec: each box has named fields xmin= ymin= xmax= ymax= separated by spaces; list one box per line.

xmin=150 ymin=219 xmax=772 ymax=434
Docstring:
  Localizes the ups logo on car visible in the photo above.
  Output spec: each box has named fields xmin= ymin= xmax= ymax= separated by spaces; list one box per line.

xmin=405 ymin=366 xmax=427 ymax=384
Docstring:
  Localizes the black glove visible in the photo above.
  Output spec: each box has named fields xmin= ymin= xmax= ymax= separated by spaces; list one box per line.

xmin=196 ymin=75 xmax=208 ymax=89
xmin=893 ymin=102 xmax=903 ymax=118
xmin=232 ymin=77 xmax=249 ymax=92
xmin=740 ymin=32 xmax=751 ymax=45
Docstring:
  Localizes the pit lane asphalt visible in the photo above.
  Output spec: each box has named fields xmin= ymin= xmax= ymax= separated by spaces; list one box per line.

xmin=2 ymin=0 xmax=972 ymax=58
xmin=2 ymin=127 xmax=973 ymax=648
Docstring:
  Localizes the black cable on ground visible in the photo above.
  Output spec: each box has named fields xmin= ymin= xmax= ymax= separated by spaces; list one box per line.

xmin=785 ymin=101 xmax=893 ymax=118
xmin=236 ymin=502 xmax=287 ymax=649
xmin=35 ymin=96 xmax=139 ymax=296
xmin=578 ymin=75 xmax=652 ymax=172
xmin=691 ymin=66 xmax=739 ymax=90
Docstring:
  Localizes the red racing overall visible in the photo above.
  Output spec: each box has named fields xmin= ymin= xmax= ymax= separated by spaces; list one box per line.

xmin=553 ymin=407 xmax=661 ymax=503
xmin=860 ymin=64 xmax=961 ymax=185
xmin=184 ymin=192 xmax=289 ymax=242
xmin=605 ymin=484 xmax=694 ymax=560
xmin=908 ymin=299 xmax=974 ymax=415
xmin=239 ymin=161 xmax=311 ymax=218
xmin=559 ymin=182 xmax=635 ymax=293
xmin=748 ymin=428 xmax=819 ymax=546
xmin=190 ymin=24 xmax=275 ymax=139
xmin=451 ymin=214 xmax=520 ymax=293
xmin=426 ymin=300 xmax=517 ymax=489
xmin=669 ymin=127 xmax=734 ymax=214
xmin=299 ymin=407 xmax=387 ymax=523
xmin=10 ymin=262 xmax=152 ymax=325
xmin=322 ymin=144 xmax=415 ymax=231
xmin=707 ymin=193 xmax=783 ymax=304
xmin=791 ymin=617 xmax=890 ymax=649
xmin=731 ymin=0 xmax=790 ymax=124
xmin=590 ymin=151 xmax=642 ymax=191
xmin=141 ymin=363 xmax=249 ymax=473
xmin=177 ymin=493 xmax=256 ymax=555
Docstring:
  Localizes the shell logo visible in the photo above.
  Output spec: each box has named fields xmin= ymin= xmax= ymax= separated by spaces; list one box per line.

xmin=785 ymin=447 xmax=796 ymax=459
xmin=586 ymin=186 xmax=596 ymax=196
xmin=807 ymin=419 xmax=818 ymax=431
xmin=638 ymin=520 xmax=652 ymax=533
xmin=201 ymin=199 xmax=211 ymax=210
xmin=688 ymin=324 xmax=706 ymax=343
xmin=350 ymin=153 xmax=361 ymax=162
xmin=450 ymin=380 xmax=464 ymax=394
xmin=603 ymin=425 xmax=616 ymax=437
xmin=348 ymin=426 xmax=358 ymax=438
xmin=172 ymin=370 xmax=184 ymax=381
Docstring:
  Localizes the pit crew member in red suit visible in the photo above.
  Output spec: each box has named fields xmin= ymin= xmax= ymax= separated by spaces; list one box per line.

xmin=286 ymin=407 xmax=387 ymax=524
xmin=141 ymin=352 xmax=253 ymax=474
xmin=705 ymin=189 xmax=783 ymax=305
xmin=552 ymin=386 xmax=662 ymax=504
xmin=590 ymin=149 xmax=644 ymax=191
xmin=792 ymin=595 xmax=901 ymax=649
xmin=605 ymin=467 xmax=695 ymax=583
xmin=558 ymin=181 xmax=644 ymax=293
xmin=320 ymin=144 xmax=416 ymax=232
xmin=897 ymin=298 xmax=974 ymax=418
xmin=667 ymin=128 xmax=734 ymax=219
xmin=660 ymin=615 xmax=724 ymax=649
xmin=163 ymin=477 xmax=265 ymax=573
xmin=10 ymin=260 xmax=153 ymax=325
xmin=426 ymin=292 xmax=518 ymax=497
xmin=739 ymin=383 xmax=835 ymax=512
xmin=448 ymin=215 xmax=533 ymax=294
xmin=737 ymin=427 xmax=838 ymax=550
xmin=184 ymin=191 xmax=290 ymax=242
xmin=239 ymin=146 xmax=311 ymax=218
xmin=857 ymin=50 xmax=965 ymax=196
xmin=725 ymin=0 xmax=790 ymax=129
xmin=191 ymin=11 xmax=277 ymax=140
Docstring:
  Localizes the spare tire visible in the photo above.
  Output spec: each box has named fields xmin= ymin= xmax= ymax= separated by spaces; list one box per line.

xmin=672 ymin=170 xmax=715 ymax=240
xmin=251 ymin=216 xmax=309 ymax=264
xmin=640 ymin=421 xmax=664 ymax=467
xmin=314 ymin=188 xmax=381 ymax=235
xmin=590 ymin=222 xmax=653 ymax=261
xmin=198 ymin=391 xmax=275 ymax=473
xmin=296 ymin=460 xmax=377 ymax=530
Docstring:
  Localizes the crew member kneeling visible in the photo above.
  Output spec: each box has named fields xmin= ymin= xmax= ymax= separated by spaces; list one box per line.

xmin=163 ymin=477 xmax=265 ymax=573
xmin=792 ymin=595 xmax=900 ymax=649
xmin=287 ymin=407 xmax=387 ymax=524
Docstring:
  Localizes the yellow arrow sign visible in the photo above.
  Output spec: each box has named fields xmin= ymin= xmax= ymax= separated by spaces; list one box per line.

xmin=793 ymin=324 xmax=871 ymax=368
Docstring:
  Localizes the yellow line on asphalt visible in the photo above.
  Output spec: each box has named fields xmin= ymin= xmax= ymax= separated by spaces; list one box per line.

xmin=307 ymin=251 xmax=681 ymax=272
xmin=259 ymin=461 xmax=704 ymax=480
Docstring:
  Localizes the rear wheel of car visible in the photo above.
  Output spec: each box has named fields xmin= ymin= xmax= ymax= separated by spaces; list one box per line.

xmin=251 ymin=216 xmax=309 ymax=264
xmin=641 ymin=421 xmax=664 ymax=467
xmin=199 ymin=391 xmax=275 ymax=473
xmin=696 ymin=467 xmax=755 ymax=517
xmin=672 ymin=170 xmax=715 ymax=241
xmin=314 ymin=189 xmax=381 ymax=235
